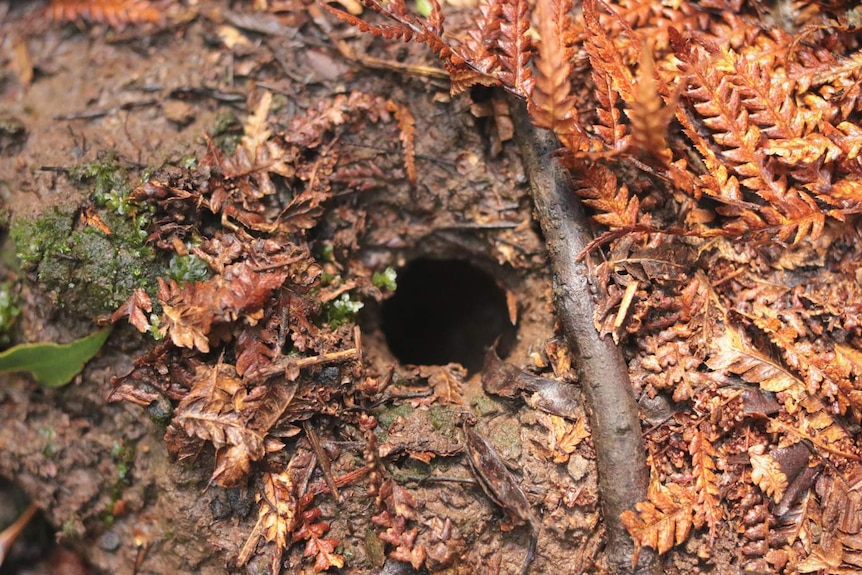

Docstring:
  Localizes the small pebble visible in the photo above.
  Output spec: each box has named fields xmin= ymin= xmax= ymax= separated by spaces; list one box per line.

xmin=98 ymin=530 xmax=121 ymax=552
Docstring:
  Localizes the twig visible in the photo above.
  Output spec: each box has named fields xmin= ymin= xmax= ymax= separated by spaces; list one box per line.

xmin=255 ymin=347 xmax=360 ymax=380
xmin=0 ymin=503 xmax=38 ymax=567
xmin=508 ymin=96 xmax=659 ymax=575
xmin=303 ymin=420 xmax=341 ymax=501
xmin=307 ymin=3 xmax=450 ymax=82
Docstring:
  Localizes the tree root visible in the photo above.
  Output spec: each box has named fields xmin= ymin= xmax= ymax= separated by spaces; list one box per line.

xmin=509 ymin=97 xmax=660 ymax=575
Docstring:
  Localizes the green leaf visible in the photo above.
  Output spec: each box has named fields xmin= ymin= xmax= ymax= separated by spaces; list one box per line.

xmin=415 ymin=0 xmax=433 ymax=17
xmin=0 ymin=327 xmax=112 ymax=388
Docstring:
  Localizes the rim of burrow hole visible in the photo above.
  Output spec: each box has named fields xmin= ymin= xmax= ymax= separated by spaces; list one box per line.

xmin=358 ymin=237 xmax=554 ymax=380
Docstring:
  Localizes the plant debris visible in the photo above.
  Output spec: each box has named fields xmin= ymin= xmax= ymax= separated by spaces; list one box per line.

xmin=8 ymin=0 xmax=862 ymax=573
xmin=323 ymin=0 xmax=862 ymax=572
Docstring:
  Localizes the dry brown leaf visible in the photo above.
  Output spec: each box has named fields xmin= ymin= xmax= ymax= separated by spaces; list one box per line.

xmin=111 ymin=288 xmax=152 ymax=333
xmin=418 ymin=364 xmax=466 ymax=405
xmin=539 ymin=414 xmax=589 ymax=463
xmin=621 ymin=477 xmax=696 ymax=556
xmin=749 ymin=447 xmax=789 ymax=504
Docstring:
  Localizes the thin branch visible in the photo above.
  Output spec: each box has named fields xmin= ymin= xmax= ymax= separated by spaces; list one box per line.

xmin=508 ymin=95 xmax=659 ymax=575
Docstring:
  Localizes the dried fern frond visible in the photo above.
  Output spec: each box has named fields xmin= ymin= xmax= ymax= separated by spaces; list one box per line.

xmin=574 ymin=162 xmax=640 ymax=229
xmin=458 ymin=0 xmax=503 ymax=76
xmin=706 ymin=323 xmax=805 ymax=403
xmin=529 ymin=0 xmax=586 ymax=152
xmin=628 ymin=48 xmax=674 ymax=163
xmin=620 ymin=475 xmax=697 ymax=556
xmin=496 ymin=0 xmax=533 ymax=97
xmin=320 ymin=0 xmax=501 ymax=94
xmin=387 ymin=100 xmax=417 ymax=186
xmin=689 ymin=427 xmax=722 ymax=534
xmin=49 ymin=0 xmax=161 ymax=27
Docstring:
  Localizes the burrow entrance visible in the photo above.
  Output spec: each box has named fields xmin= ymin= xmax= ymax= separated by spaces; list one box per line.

xmin=380 ymin=258 xmax=517 ymax=374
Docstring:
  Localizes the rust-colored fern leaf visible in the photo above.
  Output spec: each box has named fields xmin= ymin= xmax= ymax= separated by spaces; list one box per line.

xmin=628 ymin=48 xmax=673 ymax=163
xmin=320 ymin=0 xmax=498 ymax=94
xmin=621 ymin=477 xmax=697 ymax=556
xmin=529 ymin=0 xmax=585 ymax=152
xmin=387 ymin=100 xmax=417 ymax=186
xmin=319 ymin=2 xmax=421 ymax=45
xmin=748 ymin=448 xmax=788 ymax=503
xmin=243 ymin=449 xmax=316 ymax=573
xmin=582 ymin=0 xmax=636 ymax=107
xmin=459 ymin=0 xmax=502 ymax=76
xmin=689 ymin=427 xmax=722 ymax=535
xmin=574 ymin=162 xmax=640 ymax=229
xmin=582 ymin=0 xmax=641 ymax=156
xmin=674 ymin=43 xmax=827 ymax=243
xmin=706 ymin=323 xmax=804 ymax=400
xmin=49 ymin=0 xmax=161 ymax=27
xmin=259 ymin=469 xmax=297 ymax=573
xmin=497 ymin=0 xmax=533 ymax=97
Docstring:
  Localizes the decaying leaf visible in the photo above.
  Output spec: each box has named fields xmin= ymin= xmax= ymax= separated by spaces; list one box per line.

xmin=111 ymin=288 xmax=152 ymax=333
xmin=621 ymin=477 xmax=696 ymax=556
xmin=537 ymin=413 xmax=590 ymax=463
xmin=706 ymin=324 xmax=804 ymax=400
xmin=169 ymin=362 xmax=266 ymax=486
xmin=689 ymin=428 xmax=721 ymax=535
xmin=463 ymin=424 xmax=534 ymax=531
xmin=49 ymin=0 xmax=162 ymax=27
xmin=253 ymin=449 xmax=315 ymax=573
xmin=464 ymin=423 xmax=537 ymax=574
xmin=293 ymin=509 xmax=345 ymax=573
xmin=482 ymin=348 xmax=580 ymax=418
xmin=373 ymin=480 xmax=426 ymax=570
xmin=749 ymin=447 xmax=789 ymax=504
xmin=418 ymin=364 xmax=466 ymax=405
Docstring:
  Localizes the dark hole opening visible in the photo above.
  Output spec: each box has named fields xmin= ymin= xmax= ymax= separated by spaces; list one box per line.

xmin=380 ymin=258 xmax=517 ymax=374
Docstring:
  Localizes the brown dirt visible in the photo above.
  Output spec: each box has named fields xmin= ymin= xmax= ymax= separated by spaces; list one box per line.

xmin=0 ymin=2 xmax=731 ymax=574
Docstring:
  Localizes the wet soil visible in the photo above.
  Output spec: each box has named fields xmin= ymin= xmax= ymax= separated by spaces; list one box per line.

xmin=0 ymin=2 xmax=704 ymax=574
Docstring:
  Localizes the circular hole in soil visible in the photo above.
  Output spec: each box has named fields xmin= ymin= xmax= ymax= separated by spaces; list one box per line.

xmin=380 ymin=258 xmax=517 ymax=373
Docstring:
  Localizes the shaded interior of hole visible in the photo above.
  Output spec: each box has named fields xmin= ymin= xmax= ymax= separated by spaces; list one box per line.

xmin=380 ymin=258 xmax=517 ymax=374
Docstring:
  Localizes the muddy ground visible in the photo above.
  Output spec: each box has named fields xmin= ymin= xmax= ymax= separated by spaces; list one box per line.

xmin=0 ymin=2 xmax=727 ymax=574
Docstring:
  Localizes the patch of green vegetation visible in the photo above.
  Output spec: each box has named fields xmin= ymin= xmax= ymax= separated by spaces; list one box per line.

xmin=111 ymin=441 xmax=136 ymax=482
xmin=317 ymin=243 xmax=335 ymax=263
xmin=364 ymin=530 xmax=385 ymax=568
xmin=11 ymin=206 xmax=73 ymax=269
xmin=372 ymin=403 xmax=413 ymax=441
xmin=488 ymin=420 xmax=522 ymax=462
xmin=0 ymin=282 xmax=20 ymax=345
xmin=427 ymin=405 xmax=459 ymax=439
xmin=167 ymin=253 xmax=209 ymax=283
xmin=178 ymin=152 xmax=198 ymax=170
xmin=210 ymin=109 xmax=242 ymax=154
xmin=388 ymin=458 xmax=432 ymax=482
xmin=470 ymin=393 xmax=506 ymax=417
xmin=60 ymin=516 xmax=83 ymax=539
xmin=38 ymin=427 xmax=57 ymax=458
xmin=415 ymin=0 xmax=433 ymax=17
xmin=68 ymin=153 xmax=136 ymax=217
xmin=99 ymin=509 xmax=115 ymax=527
xmin=372 ymin=266 xmax=397 ymax=292
xmin=10 ymin=205 xmax=159 ymax=317
xmin=324 ymin=292 xmax=364 ymax=327
xmin=9 ymin=157 xmax=163 ymax=318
